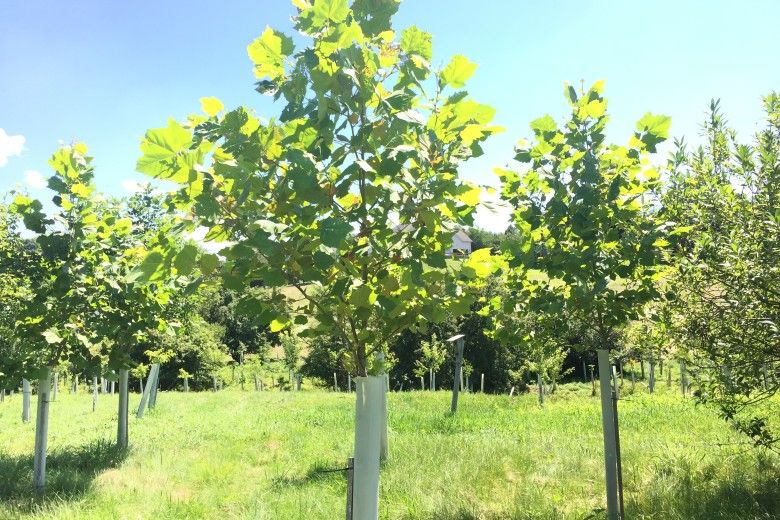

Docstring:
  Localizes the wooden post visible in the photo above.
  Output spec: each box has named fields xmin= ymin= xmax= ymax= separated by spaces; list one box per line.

xmin=376 ymin=352 xmax=389 ymax=461
xmin=117 ymin=369 xmax=129 ymax=449
xmin=22 ymin=379 xmax=32 ymax=422
xmin=33 ymin=368 xmax=51 ymax=491
xmin=450 ymin=338 xmax=464 ymax=414
xmin=92 ymin=376 xmax=98 ymax=412
xmin=612 ymin=366 xmax=620 ymax=400
xmin=136 ymin=363 xmax=159 ymax=419
xmin=537 ymin=373 xmax=544 ymax=407
xmin=345 ymin=456 xmax=355 ymax=520
xmin=597 ymin=350 xmax=619 ymax=520
xmin=648 ymin=359 xmax=655 ymax=394
xmin=763 ymin=363 xmax=770 ymax=391
xmin=612 ymin=378 xmax=625 ymax=519
xmin=480 ymin=373 xmax=485 ymax=393
xmin=640 ymin=357 xmax=645 ymax=380
xmin=51 ymin=372 xmax=58 ymax=402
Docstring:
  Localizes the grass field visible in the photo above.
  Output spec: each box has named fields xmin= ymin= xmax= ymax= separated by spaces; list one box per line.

xmin=0 ymin=383 xmax=778 ymax=519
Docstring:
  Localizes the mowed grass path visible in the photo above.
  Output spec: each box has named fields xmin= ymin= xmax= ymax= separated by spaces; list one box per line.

xmin=1 ymin=385 xmax=778 ymax=519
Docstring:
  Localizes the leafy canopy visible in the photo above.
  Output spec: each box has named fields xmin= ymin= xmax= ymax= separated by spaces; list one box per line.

xmin=134 ymin=0 xmax=501 ymax=374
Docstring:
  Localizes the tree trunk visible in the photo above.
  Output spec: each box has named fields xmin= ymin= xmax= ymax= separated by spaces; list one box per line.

xmin=648 ymin=360 xmax=655 ymax=394
xmin=33 ymin=368 xmax=51 ymax=491
xmin=51 ymin=372 xmax=58 ymax=402
xmin=353 ymin=376 xmax=382 ymax=520
xmin=538 ymin=373 xmax=544 ymax=407
xmin=117 ymin=369 xmax=129 ymax=449
xmin=22 ymin=379 xmax=31 ymax=422
xmin=92 ymin=376 xmax=98 ymax=412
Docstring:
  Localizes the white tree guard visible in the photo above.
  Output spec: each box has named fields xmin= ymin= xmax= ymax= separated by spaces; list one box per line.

xmin=33 ymin=368 xmax=51 ymax=490
xmin=353 ymin=376 xmax=383 ymax=520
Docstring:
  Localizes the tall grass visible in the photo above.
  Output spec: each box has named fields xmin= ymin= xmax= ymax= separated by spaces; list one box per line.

xmin=0 ymin=383 xmax=777 ymax=519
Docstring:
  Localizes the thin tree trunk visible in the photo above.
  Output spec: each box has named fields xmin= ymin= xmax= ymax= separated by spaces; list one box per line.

xmin=92 ymin=376 xmax=98 ymax=412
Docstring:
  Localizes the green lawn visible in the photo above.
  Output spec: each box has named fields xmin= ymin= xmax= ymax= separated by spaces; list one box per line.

xmin=0 ymin=384 xmax=778 ymax=519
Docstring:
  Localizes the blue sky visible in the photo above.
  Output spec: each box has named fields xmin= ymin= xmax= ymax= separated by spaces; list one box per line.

xmin=1 ymin=0 xmax=779 ymax=231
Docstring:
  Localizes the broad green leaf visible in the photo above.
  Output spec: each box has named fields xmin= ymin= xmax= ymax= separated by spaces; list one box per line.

xmin=247 ymin=26 xmax=294 ymax=80
xmin=127 ymin=251 xmax=166 ymax=283
xmin=199 ymin=253 xmax=220 ymax=275
xmin=400 ymin=26 xmax=432 ymax=61
xmin=349 ymin=284 xmax=377 ymax=308
xmin=136 ymin=119 xmax=194 ymax=182
xmin=200 ymin=97 xmax=224 ymax=116
xmin=270 ymin=317 xmax=291 ymax=332
xmin=312 ymin=0 xmax=349 ymax=24
xmin=319 ymin=217 xmax=353 ymax=248
xmin=440 ymin=55 xmax=477 ymax=89
xmin=174 ymin=244 xmax=199 ymax=276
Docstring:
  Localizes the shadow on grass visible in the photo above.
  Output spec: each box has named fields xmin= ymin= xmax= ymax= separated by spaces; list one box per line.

xmin=0 ymin=439 xmax=127 ymax=512
xmin=272 ymin=460 xmax=350 ymax=489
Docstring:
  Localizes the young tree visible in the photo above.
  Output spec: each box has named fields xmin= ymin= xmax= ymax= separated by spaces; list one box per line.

xmin=663 ymin=94 xmax=780 ymax=447
xmin=496 ymin=81 xmax=669 ymax=519
xmin=133 ymin=1 xmax=499 ymax=515
xmin=414 ymin=333 xmax=446 ymax=390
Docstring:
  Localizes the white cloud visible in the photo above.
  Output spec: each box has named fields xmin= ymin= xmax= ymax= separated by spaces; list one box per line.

xmin=186 ymin=226 xmax=234 ymax=255
xmin=121 ymin=179 xmax=144 ymax=193
xmin=0 ymin=129 xmax=25 ymax=167
xmin=474 ymin=189 xmax=512 ymax=232
xmin=23 ymin=169 xmax=47 ymax=189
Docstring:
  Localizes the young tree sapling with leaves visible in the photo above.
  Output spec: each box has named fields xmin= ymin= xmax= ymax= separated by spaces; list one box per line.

xmin=133 ymin=1 xmax=499 ymax=515
xmin=496 ymin=81 xmax=669 ymax=520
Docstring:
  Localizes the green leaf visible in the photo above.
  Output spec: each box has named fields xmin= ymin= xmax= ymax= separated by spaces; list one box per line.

xmin=247 ymin=26 xmax=294 ymax=81
xmin=312 ymin=0 xmax=350 ymax=24
xmin=400 ymin=26 xmax=432 ymax=61
xmin=440 ymin=55 xmax=477 ymax=89
xmin=174 ymin=244 xmax=199 ymax=276
xmin=270 ymin=317 xmax=291 ymax=333
xmin=349 ymin=285 xmax=377 ymax=308
xmin=199 ymin=253 xmax=220 ymax=275
xmin=127 ymin=251 xmax=166 ymax=283
xmin=319 ymin=217 xmax=353 ymax=248
xmin=530 ymin=114 xmax=557 ymax=135
xmin=636 ymin=113 xmax=672 ymax=138
xmin=200 ymin=97 xmax=224 ymax=116
xmin=136 ymin=119 xmax=195 ymax=182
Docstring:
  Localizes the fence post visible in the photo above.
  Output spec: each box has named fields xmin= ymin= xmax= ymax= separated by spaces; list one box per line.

xmin=22 ymin=379 xmax=31 ymax=422
xmin=537 ymin=372 xmax=544 ymax=407
xmin=345 ymin=456 xmax=355 ymax=520
xmin=92 ymin=376 xmax=98 ymax=412
xmin=449 ymin=336 xmax=464 ymax=414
